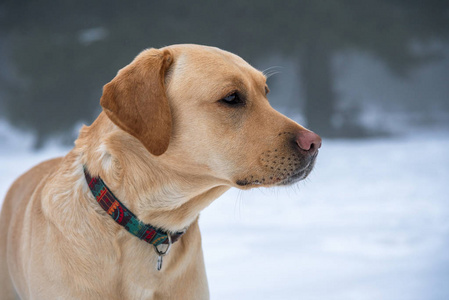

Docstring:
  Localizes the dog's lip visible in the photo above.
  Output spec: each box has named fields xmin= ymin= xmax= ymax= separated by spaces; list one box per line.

xmin=236 ymin=152 xmax=318 ymax=187
xmin=276 ymin=168 xmax=309 ymax=185
xmin=276 ymin=152 xmax=318 ymax=186
xmin=277 ymin=152 xmax=318 ymax=185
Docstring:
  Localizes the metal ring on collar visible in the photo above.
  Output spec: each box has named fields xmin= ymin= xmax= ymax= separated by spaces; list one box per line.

xmin=153 ymin=234 xmax=172 ymax=256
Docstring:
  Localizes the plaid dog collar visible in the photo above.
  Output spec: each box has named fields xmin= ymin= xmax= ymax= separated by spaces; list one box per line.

xmin=84 ymin=167 xmax=185 ymax=270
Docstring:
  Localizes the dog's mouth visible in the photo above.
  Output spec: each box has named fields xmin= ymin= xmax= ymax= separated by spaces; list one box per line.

xmin=276 ymin=157 xmax=316 ymax=186
xmin=236 ymin=152 xmax=318 ymax=188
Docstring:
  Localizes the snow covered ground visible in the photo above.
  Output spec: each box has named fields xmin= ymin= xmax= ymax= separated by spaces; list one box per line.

xmin=1 ymin=122 xmax=449 ymax=300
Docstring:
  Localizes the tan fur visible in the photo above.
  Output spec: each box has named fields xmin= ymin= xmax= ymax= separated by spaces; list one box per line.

xmin=0 ymin=44 xmax=319 ymax=299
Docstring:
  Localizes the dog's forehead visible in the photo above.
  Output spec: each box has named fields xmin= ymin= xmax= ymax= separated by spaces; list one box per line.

xmin=166 ymin=44 xmax=266 ymax=92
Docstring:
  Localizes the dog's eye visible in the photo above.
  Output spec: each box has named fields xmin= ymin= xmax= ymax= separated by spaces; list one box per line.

xmin=265 ymin=86 xmax=270 ymax=95
xmin=220 ymin=92 xmax=244 ymax=106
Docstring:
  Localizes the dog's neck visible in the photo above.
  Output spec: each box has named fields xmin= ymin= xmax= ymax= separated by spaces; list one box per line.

xmin=75 ymin=113 xmax=229 ymax=231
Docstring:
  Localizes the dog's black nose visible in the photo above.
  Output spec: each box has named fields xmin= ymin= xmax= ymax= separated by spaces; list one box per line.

xmin=295 ymin=130 xmax=322 ymax=154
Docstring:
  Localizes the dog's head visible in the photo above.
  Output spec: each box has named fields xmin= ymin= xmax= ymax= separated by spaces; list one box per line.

xmin=100 ymin=44 xmax=321 ymax=189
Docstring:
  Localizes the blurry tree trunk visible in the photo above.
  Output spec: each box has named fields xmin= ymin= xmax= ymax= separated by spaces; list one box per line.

xmin=299 ymin=40 xmax=335 ymax=136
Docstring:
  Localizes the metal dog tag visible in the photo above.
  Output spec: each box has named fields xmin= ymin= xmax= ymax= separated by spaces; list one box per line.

xmin=153 ymin=234 xmax=172 ymax=271
xmin=157 ymin=256 xmax=163 ymax=271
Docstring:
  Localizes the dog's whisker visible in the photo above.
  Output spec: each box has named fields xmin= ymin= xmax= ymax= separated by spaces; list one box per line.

xmin=262 ymin=66 xmax=283 ymax=78
xmin=233 ymin=189 xmax=245 ymax=220
xmin=262 ymin=66 xmax=282 ymax=74
xmin=265 ymin=71 xmax=281 ymax=79
xmin=262 ymin=66 xmax=282 ymax=78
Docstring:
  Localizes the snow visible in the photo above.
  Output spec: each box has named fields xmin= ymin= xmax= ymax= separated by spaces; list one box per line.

xmin=1 ymin=124 xmax=449 ymax=300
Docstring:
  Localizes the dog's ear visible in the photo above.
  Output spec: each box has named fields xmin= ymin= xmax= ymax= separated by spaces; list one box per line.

xmin=100 ymin=48 xmax=173 ymax=156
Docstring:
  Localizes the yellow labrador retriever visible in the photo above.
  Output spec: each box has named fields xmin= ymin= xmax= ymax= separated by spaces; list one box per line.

xmin=0 ymin=44 xmax=321 ymax=299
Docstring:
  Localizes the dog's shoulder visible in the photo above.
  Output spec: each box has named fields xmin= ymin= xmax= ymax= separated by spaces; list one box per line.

xmin=2 ymin=157 xmax=63 ymax=213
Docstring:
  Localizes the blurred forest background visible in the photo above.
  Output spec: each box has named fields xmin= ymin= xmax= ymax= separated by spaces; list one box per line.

xmin=0 ymin=0 xmax=448 ymax=148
